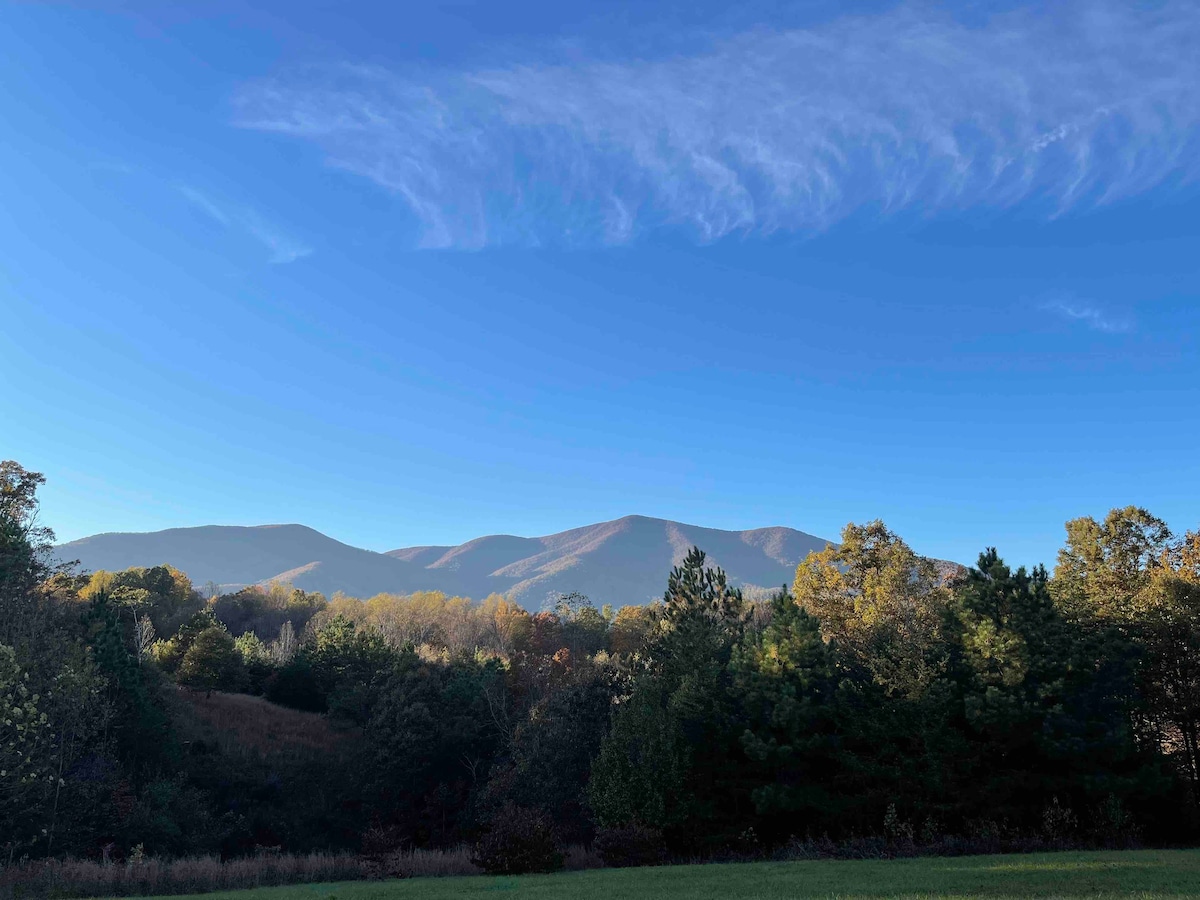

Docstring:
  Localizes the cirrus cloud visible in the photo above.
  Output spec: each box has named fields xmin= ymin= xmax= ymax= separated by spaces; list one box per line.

xmin=1042 ymin=296 xmax=1133 ymax=334
xmin=233 ymin=2 xmax=1200 ymax=248
xmin=179 ymin=185 xmax=311 ymax=264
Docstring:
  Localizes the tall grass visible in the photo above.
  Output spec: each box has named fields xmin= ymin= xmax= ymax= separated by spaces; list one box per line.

xmin=380 ymin=846 xmax=479 ymax=879
xmin=1 ymin=824 xmax=1129 ymax=898
xmin=0 ymin=852 xmax=365 ymax=899
xmin=175 ymin=689 xmax=353 ymax=760
xmin=0 ymin=844 xmax=607 ymax=898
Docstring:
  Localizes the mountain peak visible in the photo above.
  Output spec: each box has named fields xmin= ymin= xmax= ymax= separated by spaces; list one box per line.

xmin=57 ymin=516 xmax=832 ymax=609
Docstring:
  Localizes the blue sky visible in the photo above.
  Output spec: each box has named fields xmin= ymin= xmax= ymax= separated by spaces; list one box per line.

xmin=2 ymin=0 xmax=1198 ymax=568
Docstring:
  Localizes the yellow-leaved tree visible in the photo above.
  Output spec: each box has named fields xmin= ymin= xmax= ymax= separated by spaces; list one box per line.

xmin=793 ymin=520 xmax=953 ymax=699
xmin=1051 ymin=507 xmax=1200 ymax=803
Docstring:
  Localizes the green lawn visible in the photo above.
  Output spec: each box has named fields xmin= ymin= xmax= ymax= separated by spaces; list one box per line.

xmin=129 ymin=850 xmax=1200 ymax=900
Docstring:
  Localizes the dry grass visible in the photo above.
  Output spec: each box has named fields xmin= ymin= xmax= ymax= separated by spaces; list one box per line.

xmin=380 ymin=846 xmax=479 ymax=879
xmin=0 ymin=851 xmax=365 ymax=899
xmin=0 ymin=844 xmax=602 ymax=898
xmin=174 ymin=690 xmax=354 ymax=760
xmin=381 ymin=844 xmax=595 ymax=877
xmin=563 ymin=845 xmax=604 ymax=871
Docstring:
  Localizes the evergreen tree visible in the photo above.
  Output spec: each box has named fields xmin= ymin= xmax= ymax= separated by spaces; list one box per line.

xmin=82 ymin=592 xmax=174 ymax=773
xmin=590 ymin=548 xmax=750 ymax=850
xmin=953 ymin=550 xmax=1152 ymax=828
xmin=730 ymin=588 xmax=847 ymax=840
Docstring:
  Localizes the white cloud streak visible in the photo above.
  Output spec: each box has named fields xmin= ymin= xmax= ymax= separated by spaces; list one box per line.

xmin=1042 ymin=297 xmax=1132 ymax=334
xmin=178 ymin=185 xmax=232 ymax=227
xmin=178 ymin=186 xmax=311 ymax=263
xmin=233 ymin=2 xmax=1200 ymax=248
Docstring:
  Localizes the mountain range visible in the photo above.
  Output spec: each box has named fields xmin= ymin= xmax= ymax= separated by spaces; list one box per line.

xmin=55 ymin=516 xmax=833 ymax=609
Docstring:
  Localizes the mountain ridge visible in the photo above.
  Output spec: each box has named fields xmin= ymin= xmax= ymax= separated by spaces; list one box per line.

xmin=56 ymin=515 xmax=834 ymax=609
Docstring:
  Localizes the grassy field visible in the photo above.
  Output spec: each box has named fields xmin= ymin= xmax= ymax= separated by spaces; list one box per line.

xmin=125 ymin=850 xmax=1200 ymax=900
xmin=174 ymin=690 xmax=355 ymax=761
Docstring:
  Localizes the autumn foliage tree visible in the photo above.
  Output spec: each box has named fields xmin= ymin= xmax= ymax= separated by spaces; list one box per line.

xmin=1053 ymin=508 xmax=1200 ymax=804
xmin=5 ymin=456 xmax=1200 ymax=865
xmin=793 ymin=520 xmax=953 ymax=699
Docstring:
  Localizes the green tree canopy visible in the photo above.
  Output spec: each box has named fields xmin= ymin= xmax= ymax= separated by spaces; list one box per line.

xmin=177 ymin=626 xmax=243 ymax=694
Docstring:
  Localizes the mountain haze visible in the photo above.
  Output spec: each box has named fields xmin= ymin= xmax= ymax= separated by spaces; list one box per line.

xmin=56 ymin=516 xmax=833 ymax=609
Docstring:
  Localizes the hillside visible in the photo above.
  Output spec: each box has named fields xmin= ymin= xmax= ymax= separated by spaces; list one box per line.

xmin=56 ymin=523 xmax=447 ymax=598
xmin=175 ymin=689 xmax=354 ymax=761
xmin=56 ymin=515 xmax=832 ymax=609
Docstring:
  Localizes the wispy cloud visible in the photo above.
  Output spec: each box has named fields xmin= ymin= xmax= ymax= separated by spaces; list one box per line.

xmin=238 ymin=210 xmax=312 ymax=265
xmin=232 ymin=1 xmax=1200 ymax=249
xmin=179 ymin=185 xmax=232 ymax=227
xmin=1042 ymin=297 xmax=1132 ymax=334
xmin=178 ymin=185 xmax=311 ymax=263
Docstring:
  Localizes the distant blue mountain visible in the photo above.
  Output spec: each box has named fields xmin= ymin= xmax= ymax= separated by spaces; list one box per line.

xmin=57 ymin=515 xmax=833 ymax=609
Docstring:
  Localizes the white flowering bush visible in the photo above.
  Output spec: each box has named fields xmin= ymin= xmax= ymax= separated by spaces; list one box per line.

xmin=1 ymin=643 xmax=57 ymax=856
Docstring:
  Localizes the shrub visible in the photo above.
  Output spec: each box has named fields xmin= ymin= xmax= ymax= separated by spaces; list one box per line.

xmin=594 ymin=822 xmax=667 ymax=868
xmin=471 ymin=803 xmax=563 ymax=875
xmin=1042 ymin=797 xmax=1079 ymax=844
xmin=265 ymin=659 xmax=325 ymax=712
xmin=177 ymin=627 xmax=243 ymax=693
xmin=1091 ymin=794 xmax=1140 ymax=847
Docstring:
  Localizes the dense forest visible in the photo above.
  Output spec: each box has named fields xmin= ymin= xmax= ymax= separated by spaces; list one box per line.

xmin=3 ymin=459 xmax=1200 ymax=878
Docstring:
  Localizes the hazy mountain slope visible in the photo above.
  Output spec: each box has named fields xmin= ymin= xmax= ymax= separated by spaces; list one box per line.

xmin=58 ymin=516 xmax=834 ymax=608
xmin=382 ymin=516 xmax=830 ymax=599
xmin=387 ymin=546 xmax=453 ymax=565
xmin=56 ymin=524 xmax=437 ymax=597
xmin=423 ymin=535 xmax=545 ymax=583
xmin=386 ymin=515 xmax=832 ymax=606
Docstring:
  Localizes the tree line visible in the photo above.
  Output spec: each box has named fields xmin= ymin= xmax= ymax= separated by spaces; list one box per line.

xmin=3 ymin=459 xmax=1199 ymax=871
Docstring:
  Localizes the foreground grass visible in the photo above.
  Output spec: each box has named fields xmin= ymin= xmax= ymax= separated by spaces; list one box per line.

xmin=126 ymin=849 xmax=1200 ymax=900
